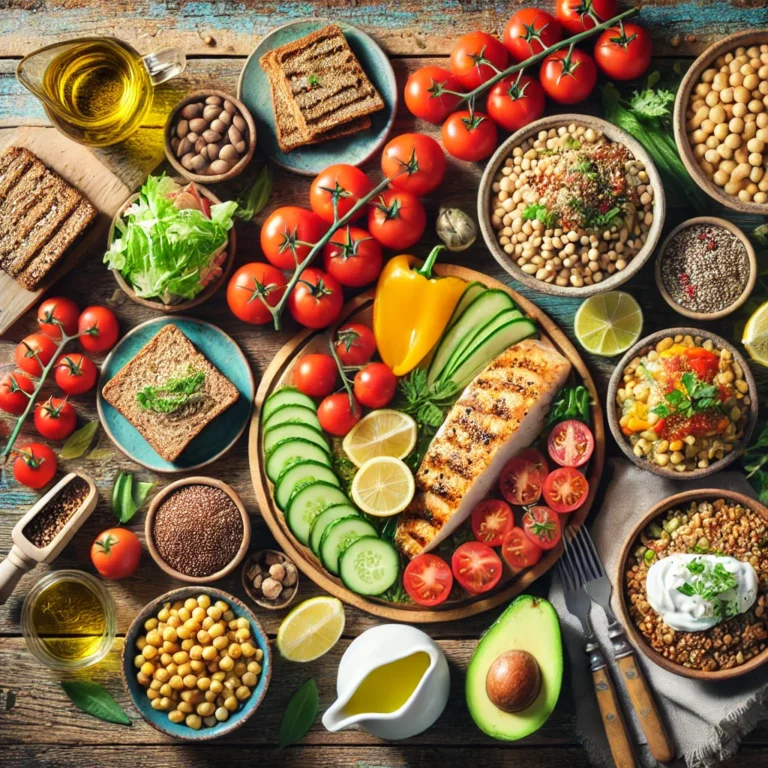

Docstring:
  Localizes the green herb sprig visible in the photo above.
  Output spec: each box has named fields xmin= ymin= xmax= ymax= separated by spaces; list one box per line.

xmin=677 ymin=559 xmax=738 ymax=602
xmin=136 ymin=369 xmax=205 ymax=414
xmin=652 ymin=372 xmax=720 ymax=419
xmin=547 ymin=385 xmax=591 ymax=426
xmin=523 ymin=203 xmax=559 ymax=229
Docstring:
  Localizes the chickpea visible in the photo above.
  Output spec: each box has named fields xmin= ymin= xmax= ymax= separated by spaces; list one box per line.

xmin=186 ymin=714 xmax=202 ymax=730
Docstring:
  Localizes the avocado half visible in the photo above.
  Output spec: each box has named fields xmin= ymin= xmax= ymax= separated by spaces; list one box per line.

xmin=465 ymin=595 xmax=563 ymax=741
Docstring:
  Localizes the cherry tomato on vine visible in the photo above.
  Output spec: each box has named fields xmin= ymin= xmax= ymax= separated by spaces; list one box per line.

xmin=540 ymin=47 xmax=598 ymax=104
xmin=449 ymin=31 xmax=509 ymax=90
xmin=487 ymin=74 xmax=547 ymax=132
xmin=471 ymin=499 xmax=514 ymax=547
xmin=404 ymin=66 xmax=463 ymax=123
xmin=0 ymin=372 xmax=35 ymax=416
xmin=502 ymin=526 xmax=544 ymax=570
xmin=293 ymin=354 xmax=338 ymax=398
xmin=381 ymin=133 xmax=446 ymax=196
xmin=13 ymin=443 xmax=57 ymax=489
xmin=91 ymin=528 xmax=142 ymax=580
xmin=309 ymin=164 xmax=373 ymax=224
xmin=34 ymin=397 xmax=77 ymax=441
xmin=503 ymin=9 xmax=562 ymax=62
xmin=556 ymin=0 xmax=617 ymax=34
xmin=287 ymin=267 xmax=344 ymax=329
xmin=403 ymin=554 xmax=454 ymax=606
xmin=353 ymin=363 xmax=397 ymax=409
xmin=548 ymin=420 xmax=594 ymax=468
xmin=260 ymin=206 xmax=328 ymax=270
xmin=54 ymin=353 xmax=98 ymax=396
xmin=451 ymin=542 xmax=503 ymax=595
xmin=78 ymin=306 xmax=119 ymax=354
xmin=543 ymin=467 xmax=589 ymax=513
xmin=226 ymin=263 xmax=287 ymax=325
xmin=323 ymin=226 xmax=383 ymax=287
xmin=594 ymin=22 xmax=652 ymax=80
xmin=37 ymin=297 xmax=79 ymax=338
xmin=441 ymin=111 xmax=497 ymax=162
xmin=15 ymin=333 xmax=58 ymax=377
xmin=367 ymin=190 xmax=426 ymax=250
xmin=334 ymin=324 xmax=376 ymax=366
xmin=499 ymin=455 xmax=546 ymax=506
xmin=318 ymin=392 xmax=362 ymax=436
xmin=522 ymin=505 xmax=562 ymax=550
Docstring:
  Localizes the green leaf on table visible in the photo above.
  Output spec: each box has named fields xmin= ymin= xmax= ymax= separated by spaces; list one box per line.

xmin=111 ymin=471 xmax=155 ymax=524
xmin=60 ymin=422 xmax=100 ymax=460
xmin=234 ymin=165 xmax=273 ymax=221
xmin=279 ymin=678 xmax=319 ymax=749
xmin=61 ymin=681 xmax=131 ymax=726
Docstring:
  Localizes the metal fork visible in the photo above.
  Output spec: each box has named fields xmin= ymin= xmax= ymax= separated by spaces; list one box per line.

xmin=565 ymin=526 xmax=674 ymax=764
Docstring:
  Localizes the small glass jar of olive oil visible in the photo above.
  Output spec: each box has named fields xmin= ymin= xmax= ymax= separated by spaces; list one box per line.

xmin=22 ymin=570 xmax=116 ymax=670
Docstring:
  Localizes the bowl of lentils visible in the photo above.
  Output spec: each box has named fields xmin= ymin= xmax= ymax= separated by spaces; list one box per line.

xmin=146 ymin=477 xmax=251 ymax=583
xmin=607 ymin=328 xmax=757 ymax=479
xmin=478 ymin=114 xmax=665 ymax=297
xmin=655 ymin=217 xmax=756 ymax=320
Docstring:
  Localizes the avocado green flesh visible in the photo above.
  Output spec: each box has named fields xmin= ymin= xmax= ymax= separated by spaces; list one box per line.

xmin=465 ymin=595 xmax=562 ymax=741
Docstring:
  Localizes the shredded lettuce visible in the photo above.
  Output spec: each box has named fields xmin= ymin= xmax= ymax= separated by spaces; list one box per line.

xmin=104 ymin=174 xmax=237 ymax=302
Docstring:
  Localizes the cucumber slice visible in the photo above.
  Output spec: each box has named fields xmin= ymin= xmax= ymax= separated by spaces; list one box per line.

xmin=263 ymin=422 xmax=329 ymax=456
xmin=266 ymin=438 xmax=331 ymax=483
xmin=263 ymin=387 xmax=316 ymax=421
xmin=285 ymin=482 xmax=350 ymax=546
xmin=446 ymin=282 xmax=486 ymax=331
xmin=309 ymin=504 xmax=359 ymax=557
xmin=339 ymin=536 xmax=400 ymax=596
xmin=319 ymin=516 xmax=378 ymax=576
xmin=274 ymin=460 xmax=340 ymax=511
xmin=263 ymin=404 xmax=321 ymax=432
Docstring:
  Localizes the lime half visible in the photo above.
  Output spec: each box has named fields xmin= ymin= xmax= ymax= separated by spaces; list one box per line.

xmin=743 ymin=300 xmax=768 ymax=367
xmin=574 ymin=291 xmax=643 ymax=357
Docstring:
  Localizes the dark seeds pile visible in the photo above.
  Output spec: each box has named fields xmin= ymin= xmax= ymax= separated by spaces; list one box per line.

xmin=24 ymin=476 xmax=89 ymax=549
xmin=152 ymin=485 xmax=243 ymax=577
xmin=660 ymin=224 xmax=750 ymax=314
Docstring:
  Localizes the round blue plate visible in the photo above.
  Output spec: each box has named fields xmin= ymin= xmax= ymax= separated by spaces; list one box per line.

xmin=97 ymin=316 xmax=254 ymax=474
xmin=237 ymin=19 xmax=397 ymax=176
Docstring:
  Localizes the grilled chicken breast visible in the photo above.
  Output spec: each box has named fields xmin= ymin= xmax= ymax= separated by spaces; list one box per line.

xmin=395 ymin=339 xmax=571 ymax=559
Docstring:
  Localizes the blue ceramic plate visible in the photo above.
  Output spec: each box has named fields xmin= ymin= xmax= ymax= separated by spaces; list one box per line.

xmin=97 ymin=316 xmax=254 ymax=474
xmin=121 ymin=587 xmax=272 ymax=740
xmin=237 ymin=18 xmax=397 ymax=176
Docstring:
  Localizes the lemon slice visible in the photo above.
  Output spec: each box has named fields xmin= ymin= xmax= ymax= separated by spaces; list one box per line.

xmin=342 ymin=409 xmax=417 ymax=467
xmin=574 ymin=291 xmax=643 ymax=356
xmin=743 ymin=300 xmax=768 ymax=367
xmin=350 ymin=456 xmax=415 ymax=517
xmin=276 ymin=596 xmax=345 ymax=662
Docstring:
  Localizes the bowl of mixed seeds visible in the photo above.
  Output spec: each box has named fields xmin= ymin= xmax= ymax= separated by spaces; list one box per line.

xmin=607 ymin=328 xmax=757 ymax=479
xmin=478 ymin=114 xmax=665 ymax=297
xmin=618 ymin=490 xmax=768 ymax=679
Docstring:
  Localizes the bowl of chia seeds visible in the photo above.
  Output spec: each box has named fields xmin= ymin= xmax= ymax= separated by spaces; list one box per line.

xmin=146 ymin=477 xmax=251 ymax=584
xmin=655 ymin=217 xmax=756 ymax=320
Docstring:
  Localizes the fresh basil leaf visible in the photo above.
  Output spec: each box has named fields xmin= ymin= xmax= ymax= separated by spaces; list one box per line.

xmin=234 ymin=165 xmax=273 ymax=222
xmin=111 ymin=471 xmax=155 ymax=524
xmin=61 ymin=681 xmax=131 ymax=726
xmin=279 ymin=678 xmax=318 ymax=749
xmin=60 ymin=422 xmax=100 ymax=460
xmin=665 ymin=390 xmax=683 ymax=405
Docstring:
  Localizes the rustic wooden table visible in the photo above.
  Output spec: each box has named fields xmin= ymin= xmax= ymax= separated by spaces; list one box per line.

xmin=2 ymin=2 xmax=768 ymax=766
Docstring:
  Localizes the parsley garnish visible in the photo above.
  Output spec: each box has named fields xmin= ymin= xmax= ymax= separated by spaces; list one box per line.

xmin=136 ymin=368 xmax=205 ymax=414
xmin=522 ymin=203 xmax=558 ymax=229
xmin=677 ymin=559 xmax=738 ymax=603
xmin=307 ymin=74 xmax=321 ymax=88
xmin=652 ymin=372 xmax=720 ymax=419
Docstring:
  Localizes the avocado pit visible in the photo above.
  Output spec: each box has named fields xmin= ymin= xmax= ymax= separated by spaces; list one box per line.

xmin=486 ymin=650 xmax=541 ymax=713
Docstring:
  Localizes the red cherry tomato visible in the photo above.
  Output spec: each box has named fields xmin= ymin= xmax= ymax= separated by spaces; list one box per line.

xmin=381 ymin=133 xmax=446 ymax=196
xmin=260 ymin=206 xmax=327 ymax=270
xmin=309 ymin=164 xmax=373 ymax=224
xmin=367 ymin=190 xmax=426 ymax=250
xmin=471 ymin=499 xmax=514 ymax=547
xmin=502 ymin=526 xmax=544 ymax=570
xmin=37 ymin=297 xmax=79 ymax=338
xmin=441 ymin=111 xmax=497 ymax=162
xmin=404 ymin=66 xmax=463 ymax=123
xmin=594 ymin=23 xmax=653 ymax=81
xmin=451 ymin=542 xmax=503 ymax=595
xmin=15 ymin=333 xmax=58 ymax=377
xmin=522 ymin=505 xmax=562 ymax=550
xmin=487 ymin=74 xmax=547 ymax=133
xmin=543 ymin=467 xmax=590 ymax=513
xmin=54 ymin=353 xmax=98 ymax=396
xmin=34 ymin=397 xmax=77 ymax=441
xmin=504 ymin=9 xmax=562 ymax=62
xmin=685 ymin=347 xmax=719 ymax=381
xmin=78 ymin=306 xmax=119 ymax=354
xmin=317 ymin=392 xmax=362 ymax=436
xmin=0 ymin=372 xmax=35 ymax=415
xmin=403 ymin=554 xmax=454 ymax=607
xmin=334 ymin=324 xmax=376 ymax=366
xmin=516 ymin=448 xmax=550 ymax=478
xmin=499 ymin=455 xmax=546 ymax=506
xmin=91 ymin=528 xmax=142 ymax=580
xmin=449 ymin=31 xmax=509 ymax=89
xmin=556 ymin=0 xmax=617 ymax=34
xmin=13 ymin=442 xmax=57 ymax=489
xmin=226 ymin=263 xmax=287 ymax=324
xmin=293 ymin=354 xmax=338 ymax=398
xmin=353 ymin=363 xmax=398 ymax=409
xmin=287 ymin=267 xmax=344 ymax=329
xmin=548 ymin=420 xmax=595 ymax=468
xmin=540 ymin=48 xmax=598 ymax=104
xmin=323 ymin=226 xmax=383 ymax=288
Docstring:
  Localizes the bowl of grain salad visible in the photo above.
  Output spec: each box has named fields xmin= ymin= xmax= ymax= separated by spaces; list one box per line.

xmin=617 ymin=490 xmax=768 ymax=680
xmin=478 ymin=114 xmax=665 ymax=297
xmin=607 ymin=328 xmax=757 ymax=480
xmin=675 ymin=30 xmax=768 ymax=214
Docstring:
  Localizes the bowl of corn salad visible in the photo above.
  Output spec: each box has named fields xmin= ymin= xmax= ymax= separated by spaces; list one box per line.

xmin=607 ymin=328 xmax=757 ymax=479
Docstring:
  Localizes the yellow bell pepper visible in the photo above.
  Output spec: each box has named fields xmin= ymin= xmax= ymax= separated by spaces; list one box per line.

xmin=373 ymin=245 xmax=466 ymax=376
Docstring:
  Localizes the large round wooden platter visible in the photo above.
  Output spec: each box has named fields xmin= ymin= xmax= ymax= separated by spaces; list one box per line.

xmin=249 ymin=265 xmax=605 ymax=622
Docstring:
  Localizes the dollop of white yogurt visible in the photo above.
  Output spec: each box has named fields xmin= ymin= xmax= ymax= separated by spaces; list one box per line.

xmin=646 ymin=553 xmax=758 ymax=632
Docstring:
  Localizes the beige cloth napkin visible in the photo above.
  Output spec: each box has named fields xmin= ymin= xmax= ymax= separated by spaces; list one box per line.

xmin=549 ymin=458 xmax=768 ymax=767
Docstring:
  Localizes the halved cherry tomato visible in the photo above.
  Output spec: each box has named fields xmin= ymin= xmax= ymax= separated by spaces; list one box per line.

xmin=516 ymin=448 xmax=549 ymax=478
xmin=227 ymin=263 xmax=287 ymax=325
xmin=323 ymin=225 xmax=383 ymax=288
xmin=451 ymin=542 xmax=503 ymax=595
xmin=37 ymin=297 xmax=79 ymax=338
xmin=78 ymin=306 xmax=119 ymax=354
xmin=403 ymin=554 xmax=454 ymax=606
xmin=15 ymin=333 xmax=58 ymax=377
xmin=556 ymin=0 xmax=617 ymax=34
xmin=34 ymin=397 xmax=77 ymax=441
xmin=540 ymin=47 xmax=597 ymax=104
xmin=685 ymin=347 xmax=719 ymax=381
xmin=449 ymin=32 xmax=509 ymax=89
xmin=260 ymin=206 xmax=328 ymax=270
xmin=441 ymin=110 xmax=497 ymax=162
xmin=353 ymin=363 xmax=397 ymax=409
xmin=54 ymin=353 xmax=98 ymax=396
xmin=404 ymin=66 xmax=462 ymax=123
xmin=381 ymin=133 xmax=446 ymax=196
xmin=487 ymin=74 xmax=547 ymax=133
xmin=471 ymin=499 xmax=514 ymax=546
xmin=293 ymin=354 xmax=338 ymax=398
xmin=367 ymin=190 xmax=426 ymax=250
xmin=548 ymin=420 xmax=594 ymax=468
xmin=499 ymin=455 xmax=545 ymax=505
xmin=502 ymin=526 xmax=544 ymax=570
xmin=309 ymin=165 xmax=373 ymax=223
xmin=334 ymin=324 xmax=376 ymax=366
xmin=543 ymin=467 xmax=589 ymax=513
xmin=287 ymin=267 xmax=344 ymax=329
xmin=13 ymin=443 xmax=57 ymax=489
xmin=594 ymin=22 xmax=652 ymax=81
xmin=318 ymin=392 xmax=361 ymax=436
xmin=522 ymin=505 xmax=562 ymax=550
xmin=503 ymin=9 xmax=562 ymax=62
xmin=0 ymin=372 xmax=35 ymax=415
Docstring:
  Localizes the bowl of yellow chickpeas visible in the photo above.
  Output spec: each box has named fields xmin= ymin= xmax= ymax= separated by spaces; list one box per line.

xmin=121 ymin=587 xmax=271 ymax=740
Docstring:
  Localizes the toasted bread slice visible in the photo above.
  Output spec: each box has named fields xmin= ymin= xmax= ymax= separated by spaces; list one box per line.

xmin=101 ymin=324 xmax=240 ymax=463
xmin=0 ymin=147 xmax=39 ymax=202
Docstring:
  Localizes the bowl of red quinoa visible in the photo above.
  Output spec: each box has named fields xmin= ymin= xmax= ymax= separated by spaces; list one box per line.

xmin=617 ymin=489 xmax=768 ymax=680
xmin=655 ymin=217 xmax=757 ymax=321
xmin=146 ymin=477 xmax=251 ymax=584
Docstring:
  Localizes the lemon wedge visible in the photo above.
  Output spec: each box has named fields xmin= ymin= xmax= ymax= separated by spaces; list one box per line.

xmin=276 ymin=596 xmax=345 ymax=662
xmin=743 ymin=300 xmax=768 ymax=367
xmin=574 ymin=291 xmax=643 ymax=356
xmin=342 ymin=409 xmax=417 ymax=467
xmin=350 ymin=456 xmax=415 ymax=517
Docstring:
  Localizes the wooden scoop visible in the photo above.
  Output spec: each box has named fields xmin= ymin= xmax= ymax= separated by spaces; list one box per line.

xmin=0 ymin=472 xmax=98 ymax=604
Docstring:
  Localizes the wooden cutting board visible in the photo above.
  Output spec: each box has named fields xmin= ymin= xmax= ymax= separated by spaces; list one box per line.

xmin=0 ymin=127 xmax=132 ymax=335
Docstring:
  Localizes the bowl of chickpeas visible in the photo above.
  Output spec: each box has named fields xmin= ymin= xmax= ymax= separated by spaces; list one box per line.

xmin=675 ymin=30 xmax=768 ymax=213
xmin=121 ymin=587 xmax=271 ymax=740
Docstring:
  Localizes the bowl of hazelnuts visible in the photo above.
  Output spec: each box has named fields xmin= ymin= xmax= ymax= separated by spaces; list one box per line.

xmin=241 ymin=549 xmax=299 ymax=610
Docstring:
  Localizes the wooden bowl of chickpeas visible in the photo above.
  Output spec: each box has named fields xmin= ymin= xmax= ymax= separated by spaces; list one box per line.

xmin=675 ymin=30 xmax=768 ymax=213
xmin=121 ymin=587 xmax=271 ymax=740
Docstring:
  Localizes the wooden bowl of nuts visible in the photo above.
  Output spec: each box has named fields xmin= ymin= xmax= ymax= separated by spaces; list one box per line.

xmin=165 ymin=90 xmax=257 ymax=184
xmin=242 ymin=549 xmax=299 ymax=610
xmin=674 ymin=30 xmax=768 ymax=214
